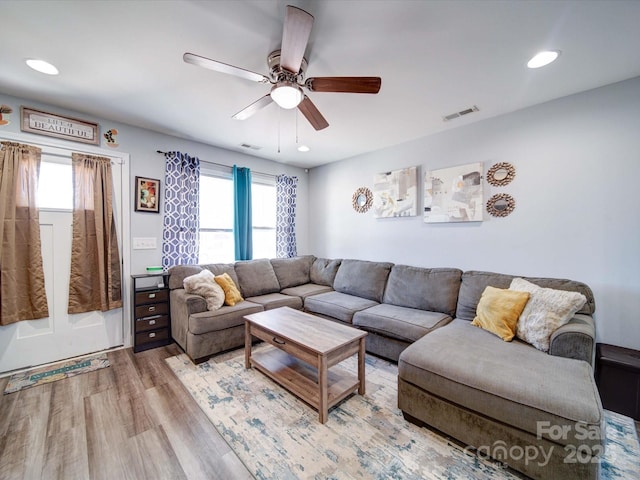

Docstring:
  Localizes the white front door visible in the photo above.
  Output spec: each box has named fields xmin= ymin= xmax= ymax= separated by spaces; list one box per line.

xmin=0 ymin=156 xmax=124 ymax=374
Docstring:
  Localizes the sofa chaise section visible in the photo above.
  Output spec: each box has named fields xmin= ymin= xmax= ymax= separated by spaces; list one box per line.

xmin=397 ymin=270 xmax=602 ymax=480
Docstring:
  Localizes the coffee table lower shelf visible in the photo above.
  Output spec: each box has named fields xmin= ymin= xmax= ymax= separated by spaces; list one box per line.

xmin=250 ymin=346 xmax=360 ymax=416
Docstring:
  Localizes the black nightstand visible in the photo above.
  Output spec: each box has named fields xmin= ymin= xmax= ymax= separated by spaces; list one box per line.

xmin=595 ymin=343 xmax=640 ymax=420
xmin=132 ymin=273 xmax=171 ymax=352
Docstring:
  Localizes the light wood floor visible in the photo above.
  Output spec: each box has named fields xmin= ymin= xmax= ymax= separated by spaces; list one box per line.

xmin=0 ymin=344 xmax=253 ymax=480
xmin=1 ymin=346 xmax=638 ymax=480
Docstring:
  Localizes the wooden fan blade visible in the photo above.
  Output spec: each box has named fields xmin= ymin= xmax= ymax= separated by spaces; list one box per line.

xmin=232 ymin=94 xmax=274 ymax=120
xmin=184 ymin=52 xmax=269 ymax=83
xmin=306 ymin=77 xmax=382 ymax=94
xmin=298 ymin=95 xmax=329 ymax=130
xmin=280 ymin=6 xmax=313 ymax=74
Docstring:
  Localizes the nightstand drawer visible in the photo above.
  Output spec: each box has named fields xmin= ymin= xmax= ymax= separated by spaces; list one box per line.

xmin=135 ymin=328 xmax=169 ymax=346
xmin=135 ymin=289 xmax=168 ymax=305
xmin=135 ymin=302 xmax=168 ymax=318
xmin=135 ymin=315 xmax=169 ymax=333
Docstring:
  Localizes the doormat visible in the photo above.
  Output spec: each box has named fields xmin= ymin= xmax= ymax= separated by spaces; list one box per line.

xmin=3 ymin=353 xmax=110 ymax=394
xmin=167 ymin=346 xmax=640 ymax=480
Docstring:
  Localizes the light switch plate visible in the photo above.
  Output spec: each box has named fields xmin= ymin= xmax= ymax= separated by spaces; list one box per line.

xmin=133 ymin=237 xmax=157 ymax=249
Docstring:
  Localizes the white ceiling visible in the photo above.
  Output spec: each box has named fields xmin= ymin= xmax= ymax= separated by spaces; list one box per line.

xmin=2 ymin=0 xmax=640 ymax=169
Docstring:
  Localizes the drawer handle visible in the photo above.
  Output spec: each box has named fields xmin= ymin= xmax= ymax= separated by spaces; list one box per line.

xmin=272 ymin=337 xmax=285 ymax=345
xmin=149 ymin=319 xmax=156 ymax=326
xmin=148 ymin=306 xmax=156 ymax=312
xmin=149 ymin=293 xmax=156 ymax=299
xmin=149 ymin=332 xmax=156 ymax=338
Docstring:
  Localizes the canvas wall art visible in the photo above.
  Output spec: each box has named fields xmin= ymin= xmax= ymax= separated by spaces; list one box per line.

xmin=373 ymin=166 xmax=418 ymax=218
xmin=424 ymin=162 xmax=483 ymax=223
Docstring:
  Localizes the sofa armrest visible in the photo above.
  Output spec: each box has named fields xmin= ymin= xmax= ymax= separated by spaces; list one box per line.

xmin=170 ymin=289 xmax=207 ymax=349
xmin=549 ymin=314 xmax=596 ymax=367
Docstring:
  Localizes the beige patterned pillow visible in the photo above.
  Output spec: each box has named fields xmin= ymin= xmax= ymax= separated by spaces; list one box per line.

xmin=510 ymin=277 xmax=587 ymax=352
xmin=183 ymin=269 xmax=225 ymax=311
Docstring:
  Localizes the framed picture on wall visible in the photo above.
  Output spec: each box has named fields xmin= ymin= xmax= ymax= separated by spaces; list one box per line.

xmin=134 ymin=176 xmax=160 ymax=213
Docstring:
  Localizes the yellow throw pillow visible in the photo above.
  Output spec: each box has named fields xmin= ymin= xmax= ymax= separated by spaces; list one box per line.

xmin=214 ymin=273 xmax=243 ymax=306
xmin=471 ymin=286 xmax=530 ymax=341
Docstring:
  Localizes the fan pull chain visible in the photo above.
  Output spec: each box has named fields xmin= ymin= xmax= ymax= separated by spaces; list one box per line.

xmin=296 ymin=109 xmax=299 ymax=145
xmin=277 ymin=107 xmax=281 ymax=153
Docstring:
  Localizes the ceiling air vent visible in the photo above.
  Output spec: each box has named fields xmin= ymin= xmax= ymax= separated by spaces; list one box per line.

xmin=239 ymin=143 xmax=261 ymax=150
xmin=443 ymin=105 xmax=479 ymax=122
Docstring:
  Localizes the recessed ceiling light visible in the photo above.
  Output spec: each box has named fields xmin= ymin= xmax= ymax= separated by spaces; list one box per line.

xmin=26 ymin=59 xmax=59 ymax=75
xmin=527 ymin=50 xmax=561 ymax=69
xmin=297 ymin=145 xmax=310 ymax=152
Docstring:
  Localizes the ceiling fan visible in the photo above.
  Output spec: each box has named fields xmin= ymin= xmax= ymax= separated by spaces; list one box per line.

xmin=183 ymin=5 xmax=381 ymax=131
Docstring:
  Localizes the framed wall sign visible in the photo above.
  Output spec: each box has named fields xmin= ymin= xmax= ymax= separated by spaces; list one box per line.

xmin=21 ymin=106 xmax=100 ymax=145
xmin=135 ymin=176 xmax=160 ymax=213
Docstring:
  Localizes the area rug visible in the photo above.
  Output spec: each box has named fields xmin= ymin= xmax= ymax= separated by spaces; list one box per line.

xmin=4 ymin=353 xmax=110 ymax=394
xmin=167 ymin=346 xmax=640 ymax=479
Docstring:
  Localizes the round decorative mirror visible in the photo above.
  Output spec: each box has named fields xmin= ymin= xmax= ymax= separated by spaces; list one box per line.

xmin=486 ymin=162 xmax=516 ymax=187
xmin=486 ymin=193 xmax=516 ymax=217
xmin=352 ymin=187 xmax=373 ymax=213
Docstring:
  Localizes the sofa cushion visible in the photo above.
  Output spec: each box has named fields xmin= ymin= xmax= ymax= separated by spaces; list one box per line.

xmin=245 ymin=293 xmax=303 ymax=311
xmin=214 ymin=273 xmax=244 ymax=306
xmin=188 ymin=300 xmax=263 ymax=335
xmin=304 ymin=291 xmax=378 ymax=323
xmin=270 ymin=255 xmax=314 ymax=289
xmin=510 ymin=278 xmax=587 ymax=352
xmin=234 ymin=258 xmax=281 ymax=297
xmin=168 ymin=265 xmax=203 ymax=290
xmin=310 ymin=258 xmax=341 ymax=286
xmin=333 ymin=259 xmax=393 ymax=302
xmin=281 ymin=283 xmax=333 ymax=300
xmin=353 ymin=304 xmax=452 ymax=343
xmin=398 ymin=319 xmax=603 ymax=448
xmin=456 ymin=270 xmax=595 ymax=322
xmin=471 ymin=286 xmax=530 ymax=341
xmin=383 ymin=265 xmax=462 ymax=316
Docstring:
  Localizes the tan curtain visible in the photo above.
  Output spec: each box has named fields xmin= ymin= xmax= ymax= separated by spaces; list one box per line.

xmin=68 ymin=153 xmax=122 ymax=314
xmin=0 ymin=142 xmax=49 ymax=325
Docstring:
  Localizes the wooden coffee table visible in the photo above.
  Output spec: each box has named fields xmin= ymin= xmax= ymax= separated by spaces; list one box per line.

xmin=244 ymin=307 xmax=367 ymax=424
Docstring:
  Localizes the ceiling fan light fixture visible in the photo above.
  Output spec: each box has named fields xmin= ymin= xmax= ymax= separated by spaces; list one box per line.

xmin=271 ymin=81 xmax=303 ymax=109
xmin=527 ymin=50 xmax=561 ymax=69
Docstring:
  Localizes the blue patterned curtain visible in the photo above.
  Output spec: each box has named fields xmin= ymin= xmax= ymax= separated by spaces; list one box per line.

xmin=162 ymin=152 xmax=200 ymax=269
xmin=233 ymin=165 xmax=252 ymax=260
xmin=276 ymin=175 xmax=298 ymax=258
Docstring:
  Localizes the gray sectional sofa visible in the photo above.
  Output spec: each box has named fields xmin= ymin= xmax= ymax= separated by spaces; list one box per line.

xmin=168 ymin=256 xmax=603 ymax=480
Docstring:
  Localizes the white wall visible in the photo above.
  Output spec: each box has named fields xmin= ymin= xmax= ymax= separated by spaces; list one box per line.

xmin=308 ymin=76 xmax=640 ymax=350
xmin=0 ymin=93 xmax=311 ymax=277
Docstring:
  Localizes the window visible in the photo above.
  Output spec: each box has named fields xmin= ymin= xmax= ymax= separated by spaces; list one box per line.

xmin=38 ymin=160 xmax=73 ymax=210
xmin=198 ymin=172 xmax=276 ymax=263
xmin=251 ymin=182 xmax=277 ymax=259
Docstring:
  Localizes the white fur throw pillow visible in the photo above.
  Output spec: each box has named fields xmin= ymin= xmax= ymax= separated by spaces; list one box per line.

xmin=183 ymin=269 xmax=225 ymax=311
xmin=510 ymin=277 xmax=587 ymax=352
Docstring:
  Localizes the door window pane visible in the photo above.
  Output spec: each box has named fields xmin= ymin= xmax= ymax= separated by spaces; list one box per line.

xmin=38 ymin=161 xmax=72 ymax=210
